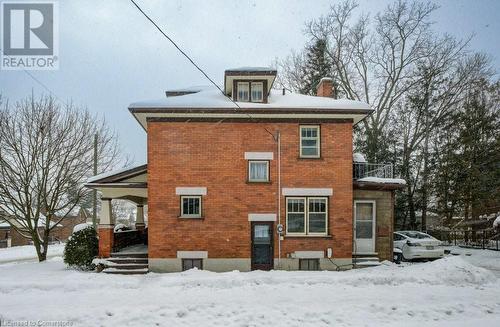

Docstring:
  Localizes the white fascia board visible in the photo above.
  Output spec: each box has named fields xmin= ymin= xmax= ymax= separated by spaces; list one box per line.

xmin=177 ymin=251 xmax=208 ymax=259
xmin=282 ymin=188 xmax=333 ymax=196
xmin=244 ymin=152 xmax=274 ymax=160
xmin=248 ymin=213 xmax=277 ymax=221
xmin=175 ymin=187 xmax=207 ymax=195
xmin=294 ymin=251 xmax=325 ymax=259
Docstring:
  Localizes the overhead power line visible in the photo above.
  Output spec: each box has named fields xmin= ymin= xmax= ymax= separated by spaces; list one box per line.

xmin=128 ymin=0 xmax=279 ymax=138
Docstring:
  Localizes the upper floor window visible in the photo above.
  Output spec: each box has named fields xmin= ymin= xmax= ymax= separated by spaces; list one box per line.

xmin=251 ymin=82 xmax=263 ymax=102
xmin=236 ymin=81 xmax=265 ymax=103
xmin=248 ymin=160 xmax=269 ymax=182
xmin=237 ymin=82 xmax=249 ymax=101
xmin=300 ymin=125 xmax=320 ymax=158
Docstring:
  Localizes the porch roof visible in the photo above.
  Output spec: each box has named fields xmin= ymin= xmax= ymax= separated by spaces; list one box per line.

xmin=85 ymin=164 xmax=148 ymax=204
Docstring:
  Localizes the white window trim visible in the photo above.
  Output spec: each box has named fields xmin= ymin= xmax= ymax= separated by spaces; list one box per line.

xmin=299 ymin=125 xmax=321 ymax=158
xmin=248 ymin=160 xmax=269 ymax=182
xmin=251 ymin=82 xmax=264 ymax=103
xmin=307 ymin=197 xmax=329 ymax=236
xmin=286 ymin=197 xmax=328 ymax=236
xmin=175 ymin=187 xmax=207 ymax=195
xmin=286 ymin=197 xmax=306 ymax=235
xmin=177 ymin=251 xmax=208 ymax=259
xmin=244 ymin=152 xmax=274 ymax=160
xmin=248 ymin=213 xmax=277 ymax=221
xmin=294 ymin=251 xmax=325 ymax=259
xmin=180 ymin=195 xmax=202 ymax=218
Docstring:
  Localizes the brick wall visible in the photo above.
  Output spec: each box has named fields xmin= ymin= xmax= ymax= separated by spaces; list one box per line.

xmin=148 ymin=121 xmax=353 ymax=260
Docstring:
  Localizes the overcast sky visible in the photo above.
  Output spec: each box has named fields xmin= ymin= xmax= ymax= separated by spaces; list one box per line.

xmin=1 ymin=0 xmax=498 ymax=164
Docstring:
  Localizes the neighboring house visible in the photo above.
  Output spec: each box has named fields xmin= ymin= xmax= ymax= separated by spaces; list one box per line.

xmin=86 ymin=68 xmax=405 ymax=272
xmin=1 ymin=208 xmax=89 ymax=247
xmin=0 ymin=220 xmax=11 ymax=248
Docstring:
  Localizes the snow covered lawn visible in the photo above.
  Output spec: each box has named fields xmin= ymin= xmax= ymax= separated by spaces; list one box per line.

xmin=1 ymin=249 xmax=500 ymax=326
xmin=0 ymin=243 xmax=65 ymax=264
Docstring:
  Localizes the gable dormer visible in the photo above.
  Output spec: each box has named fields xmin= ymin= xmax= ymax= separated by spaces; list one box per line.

xmin=224 ymin=67 xmax=277 ymax=104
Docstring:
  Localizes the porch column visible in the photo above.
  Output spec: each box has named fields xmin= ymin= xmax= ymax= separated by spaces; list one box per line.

xmin=98 ymin=198 xmax=114 ymax=257
xmin=135 ymin=204 xmax=145 ymax=230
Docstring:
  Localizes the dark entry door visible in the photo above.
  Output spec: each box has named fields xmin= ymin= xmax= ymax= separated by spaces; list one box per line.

xmin=251 ymin=222 xmax=273 ymax=270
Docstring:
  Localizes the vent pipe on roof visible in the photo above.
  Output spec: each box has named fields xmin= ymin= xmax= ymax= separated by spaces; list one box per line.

xmin=282 ymin=88 xmax=285 ymax=95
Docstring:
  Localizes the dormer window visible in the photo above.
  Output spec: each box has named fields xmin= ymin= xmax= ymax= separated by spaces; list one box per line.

xmin=250 ymin=82 xmax=263 ymax=102
xmin=224 ymin=67 xmax=277 ymax=104
xmin=237 ymin=82 xmax=249 ymax=101
xmin=235 ymin=81 xmax=264 ymax=103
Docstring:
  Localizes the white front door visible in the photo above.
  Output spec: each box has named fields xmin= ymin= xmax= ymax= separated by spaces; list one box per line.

xmin=354 ymin=201 xmax=376 ymax=254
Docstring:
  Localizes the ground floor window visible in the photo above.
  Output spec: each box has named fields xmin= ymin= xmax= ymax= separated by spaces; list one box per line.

xmin=299 ymin=259 xmax=320 ymax=271
xmin=182 ymin=258 xmax=203 ymax=271
xmin=286 ymin=197 xmax=328 ymax=235
xmin=180 ymin=196 xmax=202 ymax=218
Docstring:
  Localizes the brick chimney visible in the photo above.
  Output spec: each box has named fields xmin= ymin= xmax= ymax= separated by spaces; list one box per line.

xmin=316 ymin=77 xmax=334 ymax=98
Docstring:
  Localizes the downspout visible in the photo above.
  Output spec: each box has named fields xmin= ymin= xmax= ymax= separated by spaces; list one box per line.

xmin=277 ymin=130 xmax=282 ymax=268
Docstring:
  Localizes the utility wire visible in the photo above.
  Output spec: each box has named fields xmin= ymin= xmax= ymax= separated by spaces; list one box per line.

xmin=128 ymin=0 xmax=278 ymax=138
xmin=0 ymin=48 xmax=68 ymax=106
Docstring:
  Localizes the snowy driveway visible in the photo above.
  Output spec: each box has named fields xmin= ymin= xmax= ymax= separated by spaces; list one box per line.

xmin=0 ymin=250 xmax=499 ymax=326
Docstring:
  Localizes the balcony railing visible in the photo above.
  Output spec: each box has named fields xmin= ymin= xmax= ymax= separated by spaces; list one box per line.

xmin=353 ymin=162 xmax=394 ymax=180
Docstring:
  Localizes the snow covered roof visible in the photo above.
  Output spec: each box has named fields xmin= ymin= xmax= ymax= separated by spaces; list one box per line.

xmin=225 ymin=67 xmax=276 ymax=73
xmin=86 ymin=163 xmax=147 ymax=184
xmin=130 ymin=86 xmax=371 ymax=111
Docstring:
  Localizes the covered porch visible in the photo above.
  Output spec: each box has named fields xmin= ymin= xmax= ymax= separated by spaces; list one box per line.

xmin=85 ymin=164 xmax=148 ymax=257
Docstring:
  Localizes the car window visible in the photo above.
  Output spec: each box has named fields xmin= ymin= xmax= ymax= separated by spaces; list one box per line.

xmin=399 ymin=231 xmax=432 ymax=239
xmin=394 ymin=233 xmax=405 ymax=241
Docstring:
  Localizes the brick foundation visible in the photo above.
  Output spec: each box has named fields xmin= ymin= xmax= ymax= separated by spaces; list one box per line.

xmin=98 ymin=227 xmax=114 ymax=257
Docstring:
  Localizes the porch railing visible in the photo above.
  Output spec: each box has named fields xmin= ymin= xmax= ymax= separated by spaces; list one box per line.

xmin=353 ymin=163 xmax=394 ymax=180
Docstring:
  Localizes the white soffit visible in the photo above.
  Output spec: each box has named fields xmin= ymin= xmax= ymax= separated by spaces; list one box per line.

xmin=282 ymin=188 xmax=333 ymax=196
xmin=177 ymin=251 xmax=208 ymax=259
xmin=248 ymin=213 xmax=277 ymax=221
xmin=244 ymin=152 xmax=274 ymax=160
xmin=175 ymin=187 xmax=207 ymax=195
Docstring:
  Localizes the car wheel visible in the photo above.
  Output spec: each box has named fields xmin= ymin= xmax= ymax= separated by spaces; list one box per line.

xmin=393 ymin=252 xmax=403 ymax=264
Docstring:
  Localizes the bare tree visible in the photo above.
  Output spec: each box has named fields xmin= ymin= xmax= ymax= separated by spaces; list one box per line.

xmin=0 ymin=94 xmax=121 ymax=261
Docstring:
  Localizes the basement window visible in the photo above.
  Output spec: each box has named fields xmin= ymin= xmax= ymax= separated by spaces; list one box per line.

xmin=299 ymin=259 xmax=320 ymax=271
xmin=182 ymin=259 xmax=203 ymax=271
xmin=180 ymin=196 xmax=202 ymax=218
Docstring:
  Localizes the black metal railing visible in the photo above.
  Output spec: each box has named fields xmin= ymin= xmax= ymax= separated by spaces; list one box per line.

xmin=353 ymin=162 xmax=394 ymax=180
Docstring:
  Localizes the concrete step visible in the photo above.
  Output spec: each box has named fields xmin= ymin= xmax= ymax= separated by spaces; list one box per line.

xmin=110 ymin=252 xmax=148 ymax=259
xmin=103 ymin=268 xmax=148 ymax=275
xmin=104 ymin=263 xmax=148 ymax=270
xmin=107 ymin=257 xmax=148 ymax=264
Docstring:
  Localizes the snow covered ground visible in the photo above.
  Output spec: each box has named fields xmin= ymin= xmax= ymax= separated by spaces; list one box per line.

xmin=0 ymin=247 xmax=499 ymax=326
xmin=0 ymin=243 xmax=65 ymax=264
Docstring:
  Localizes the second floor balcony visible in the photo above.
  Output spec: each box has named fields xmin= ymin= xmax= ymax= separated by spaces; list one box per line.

xmin=353 ymin=162 xmax=394 ymax=180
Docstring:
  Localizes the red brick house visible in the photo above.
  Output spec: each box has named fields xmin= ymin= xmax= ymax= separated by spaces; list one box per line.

xmin=87 ymin=68 xmax=405 ymax=272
